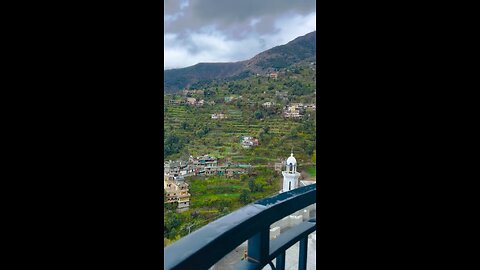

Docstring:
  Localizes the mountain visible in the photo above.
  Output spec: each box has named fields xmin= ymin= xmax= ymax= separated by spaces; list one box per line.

xmin=164 ymin=31 xmax=316 ymax=92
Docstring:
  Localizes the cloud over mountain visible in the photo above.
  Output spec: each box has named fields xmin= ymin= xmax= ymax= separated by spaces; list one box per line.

xmin=164 ymin=0 xmax=316 ymax=70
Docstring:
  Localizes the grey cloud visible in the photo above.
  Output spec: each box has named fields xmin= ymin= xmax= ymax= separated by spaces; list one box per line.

xmin=164 ymin=0 xmax=182 ymax=14
xmin=164 ymin=0 xmax=316 ymax=69
xmin=165 ymin=0 xmax=315 ymax=39
xmin=189 ymin=0 xmax=314 ymax=22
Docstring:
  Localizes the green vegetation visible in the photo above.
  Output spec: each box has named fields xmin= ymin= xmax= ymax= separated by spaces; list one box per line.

xmin=163 ymin=61 xmax=317 ymax=246
xmin=164 ymin=168 xmax=282 ymax=244
xmin=164 ymin=64 xmax=316 ymax=163
xmin=306 ymin=166 xmax=316 ymax=177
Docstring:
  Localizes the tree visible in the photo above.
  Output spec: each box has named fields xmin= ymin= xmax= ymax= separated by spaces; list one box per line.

xmin=262 ymin=126 xmax=270 ymax=134
xmin=164 ymin=212 xmax=181 ymax=239
xmin=258 ymin=130 xmax=265 ymax=141
xmin=164 ymin=134 xmax=184 ymax=157
xmin=248 ymin=179 xmax=256 ymax=192
xmin=254 ymin=110 xmax=264 ymax=120
xmin=306 ymin=144 xmax=314 ymax=156
xmin=235 ymin=100 xmax=242 ymax=109
xmin=168 ymin=228 xmax=177 ymax=240
xmin=239 ymin=190 xmax=251 ymax=204
xmin=165 ymin=202 xmax=178 ymax=211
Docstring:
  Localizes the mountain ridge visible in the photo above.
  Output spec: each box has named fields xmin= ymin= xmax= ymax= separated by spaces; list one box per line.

xmin=164 ymin=31 xmax=316 ymax=92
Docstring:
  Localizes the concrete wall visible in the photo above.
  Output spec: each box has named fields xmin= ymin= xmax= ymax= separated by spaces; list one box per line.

xmin=270 ymin=226 xmax=281 ymax=240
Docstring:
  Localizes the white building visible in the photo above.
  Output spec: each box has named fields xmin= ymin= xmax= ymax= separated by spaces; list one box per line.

xmin=211 ymin=113 xmax=226 ymax=119
xmin=281 ymin=152 xmax=301 ymax=193
xmin=241 ymin=136 xmax=259 ymax=148
xmin=262 ymin=101 xmax=274 ymax=108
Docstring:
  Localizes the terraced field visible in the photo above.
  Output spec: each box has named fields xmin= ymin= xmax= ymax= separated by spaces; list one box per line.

xmin=164 ymin=64 xmax=316 ymax=166
xmin=164 ymin=100 xmax=314 ymax=165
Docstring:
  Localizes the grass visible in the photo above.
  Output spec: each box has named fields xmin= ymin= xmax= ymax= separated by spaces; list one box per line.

xmin=306 ymin=166 xmax=316 ymax=177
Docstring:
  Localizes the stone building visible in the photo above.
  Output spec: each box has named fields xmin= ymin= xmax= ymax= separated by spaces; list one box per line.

xmin=164 ymin=176 xmax=191 ymax=211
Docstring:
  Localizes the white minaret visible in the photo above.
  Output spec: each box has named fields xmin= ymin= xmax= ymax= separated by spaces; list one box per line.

xmin=281 ymin=152 xmax=301 ymax=193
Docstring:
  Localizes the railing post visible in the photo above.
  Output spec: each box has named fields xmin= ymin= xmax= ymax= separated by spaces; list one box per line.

xmin=276 ymin=250 xmax=286 ymax=270
xmin=298 ymin=237 xmax=308 ymax=270
xmin=247 ymin=226 xmax=270 ymax=265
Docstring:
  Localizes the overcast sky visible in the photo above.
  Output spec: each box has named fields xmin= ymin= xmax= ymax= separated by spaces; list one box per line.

xmin=164 ymin=0 xmax=316 ymax=70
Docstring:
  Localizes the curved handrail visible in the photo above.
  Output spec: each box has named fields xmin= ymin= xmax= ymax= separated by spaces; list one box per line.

xmin=164 ymin=184 xmax=316 ymax=270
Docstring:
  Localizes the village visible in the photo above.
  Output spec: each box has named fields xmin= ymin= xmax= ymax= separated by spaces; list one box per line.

xmin=168 ymin=92 xmax=316 ymax=119
xmin=164 ymin=154 xmax=255 ymax=211
xmin=167 ymin=70 xmax=316 ymax=120
xmin=163 ymin=151 xmax=305 ymax=212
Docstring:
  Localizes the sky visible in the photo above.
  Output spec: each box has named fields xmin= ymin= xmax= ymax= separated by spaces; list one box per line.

xmin=164 ymin=0 xmax=316 ymax=70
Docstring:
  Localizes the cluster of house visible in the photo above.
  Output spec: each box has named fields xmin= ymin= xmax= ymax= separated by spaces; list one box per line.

xmin=255 ymin=72 xmax=278 ymax=79
xmin=163 ymin=155 xmax=253 ymax=211
xmin=283 ymin=103 xmax=316 ymax=118
xmin=186 ymin=97 xmax=204 ymax=106
xmin=164 ymin=155 xmax=254 ymax=210
xmin=268 ymin=72 xmax=278 ymax=79
xmin=182 ymin=89 xmax=204 ymax=96
xmin=262 ymin=101 xmax=275 ymax=108
xmin=224 ymin=96 xmax=241 ymax=103
xmin=165 ymin=155 xmax=252 ymax=179
xmin=168 ymin=97 xmax=208 ymax=107
xmin=211 ymin=113 xmax=226 ymax=119
xmin=241 ymin=136 xmax=259 ymax=148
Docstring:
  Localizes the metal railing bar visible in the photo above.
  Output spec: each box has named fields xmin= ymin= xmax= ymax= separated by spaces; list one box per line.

xmin=233 ymin=220 xmax=316 ymax=270
xmin=268 ymin=220 xmax=316 ymax=260
xmin=164 ymin=184 xmax=316 ymax=270
xmin=233 ymin=260 xmax=258 ymax=270
xmin=247 ymin=226 xmax=270 ymax=264
xmin=276 ymin=251 xmax=285 ymax=270
xmin=165 ymin=204 xmax=265 ymax=270
xmin=298 ymin=237 xmax=308 ymax=270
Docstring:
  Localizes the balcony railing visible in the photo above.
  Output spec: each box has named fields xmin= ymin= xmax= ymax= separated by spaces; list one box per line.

xmin=164 ymin=184 xmax=316 ymax=270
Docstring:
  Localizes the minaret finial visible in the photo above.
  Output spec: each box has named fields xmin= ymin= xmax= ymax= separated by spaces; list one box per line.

xmin=291 ymin=147 xmax=293 ymax=156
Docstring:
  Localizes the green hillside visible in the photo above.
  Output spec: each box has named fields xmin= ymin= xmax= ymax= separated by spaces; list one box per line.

xmin=164 ymin=64 xmax=316 ymax=165
xmin=163 ymin=56 xmax=317 ymax=246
